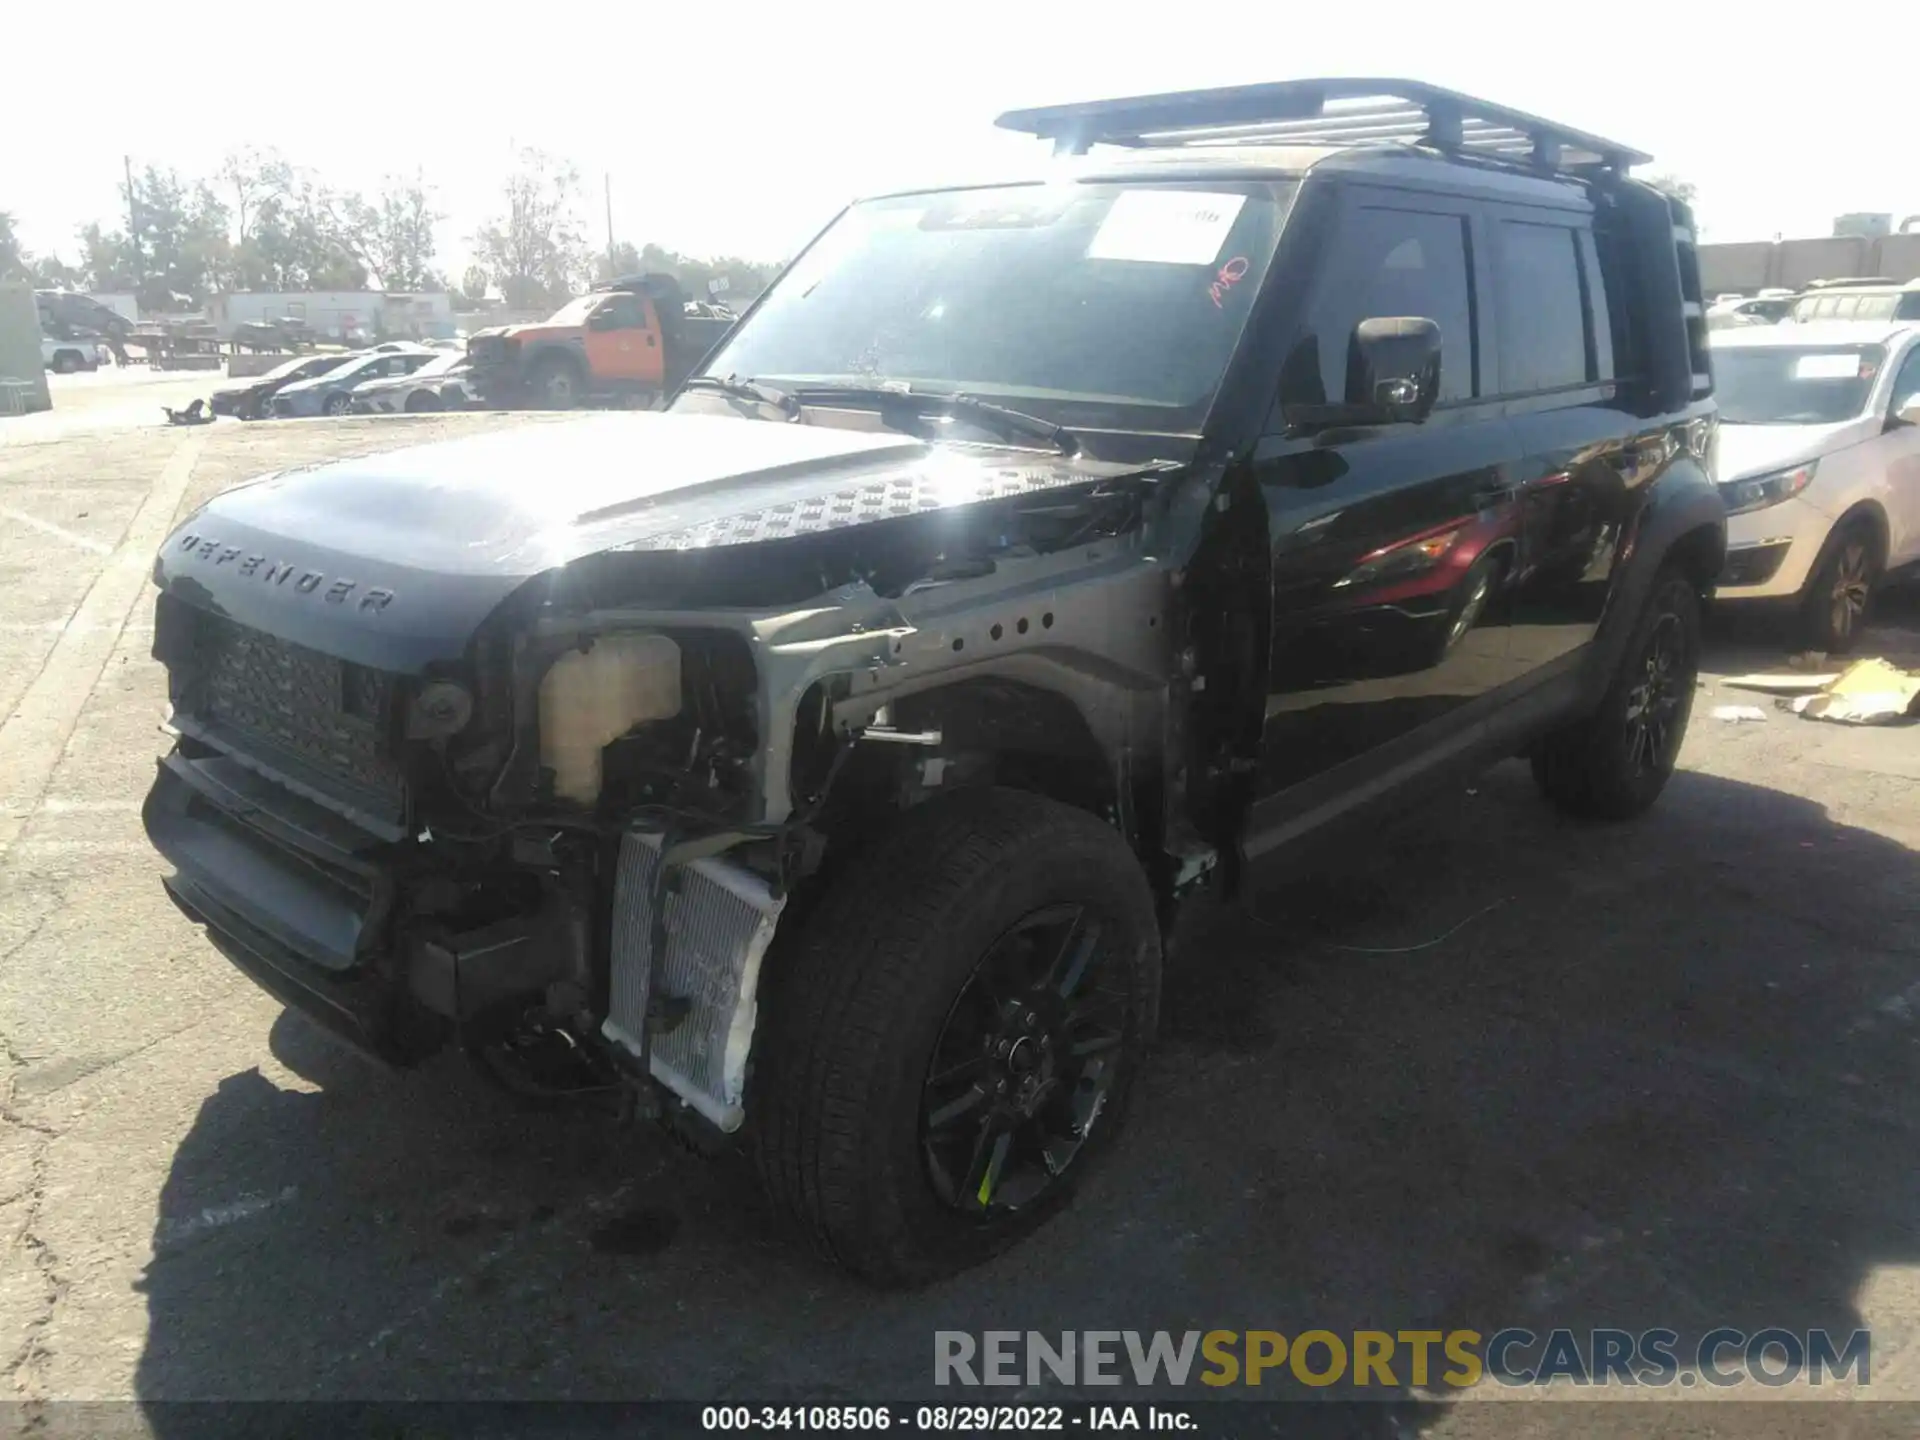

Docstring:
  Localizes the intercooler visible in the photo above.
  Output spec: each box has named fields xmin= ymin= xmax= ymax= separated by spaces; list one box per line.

xmin=604 ymin=831 xmax=786 ymax=1131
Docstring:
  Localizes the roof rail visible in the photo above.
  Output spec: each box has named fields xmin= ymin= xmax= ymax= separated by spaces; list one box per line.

xmin=995 ymin=78 xmax=1651 ymax=173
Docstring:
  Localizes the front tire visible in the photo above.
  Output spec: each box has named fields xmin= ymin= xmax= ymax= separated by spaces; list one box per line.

xmin=322 ymin=392 xmax=353 ymax=417
xmin=749 ymin=788 xmax=1161 ymax=1286
xmin=1797 ymin=520 xmax=1880 ymax=654
xmin=527 ymin=354 xmax=581 ymax=409
xmin=1531 ymin=567 xmax=1700 ymax=821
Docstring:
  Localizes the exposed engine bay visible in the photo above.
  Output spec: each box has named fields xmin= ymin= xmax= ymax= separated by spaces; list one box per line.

xmin=144 ymin=423 xmax=1225 ymax=1136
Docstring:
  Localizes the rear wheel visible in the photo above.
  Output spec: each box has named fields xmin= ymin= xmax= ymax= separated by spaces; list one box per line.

xmin=403 ymin=390 xmax=442 ymax=413
xmin=1797 ymin=520 xmax=1880 ymax=654
xmin=749 ymin=788 xmax=1161 ymax=1286
xmin=49 ymin=350 xmax=80 ymax=374
xmin=1531 ymin=568 xmax=1700 ymax=820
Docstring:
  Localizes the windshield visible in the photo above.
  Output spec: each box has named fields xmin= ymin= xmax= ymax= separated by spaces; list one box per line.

xmin=266 ymin=353 xmax=342 ymax=381
xmin=1713 ymin=344 xmax=1883 ymax=424
xmin=411 ymin=351 xmax=465 ymax=377
xmin=700 ymin=179 xmax=1296 ymax=430
xmin=546 ymin=295 xmax=601 ymax=325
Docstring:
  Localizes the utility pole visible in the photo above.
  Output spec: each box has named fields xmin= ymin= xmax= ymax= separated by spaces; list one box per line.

xmin=124 ymin=155 xmax=140 ymax=267
xmin=605 ymin=172 xmax=615 ymax=277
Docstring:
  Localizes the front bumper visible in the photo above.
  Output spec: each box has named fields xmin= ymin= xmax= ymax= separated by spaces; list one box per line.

xmin=146 ymin=745 xmax=784 ymax=1126
xmin=146 ymin=749 xmax=570 ymax=1064
xmin=1715 ymin=496 xmax=1830 ymax=601
xmin=145 ymin=749 xmax=424 ymax=1060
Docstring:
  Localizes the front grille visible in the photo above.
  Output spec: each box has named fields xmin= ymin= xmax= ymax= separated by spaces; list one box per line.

xmin=605 ymin=831 xmax=786 ymax=1131
xmin=184 ymin=613 xmax=407 ymax=823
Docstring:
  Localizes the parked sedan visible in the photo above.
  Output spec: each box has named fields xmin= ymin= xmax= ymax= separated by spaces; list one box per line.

xmin=270 ymin=347 xmax=436 ymax=417
xmin=348 ymin=350 xmax=482 ymax=413
xmin=209 ymin=352 xmax=358 ymax=419
xmin=1711 ymin=321 xmax=1920 ymax=651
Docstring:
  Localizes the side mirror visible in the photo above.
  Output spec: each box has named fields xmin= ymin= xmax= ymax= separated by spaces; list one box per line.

xmin=1895 ymin=395 xmax=1920 ymax=429
xmin=1349 ymin=317 xmax=1441 ymax=424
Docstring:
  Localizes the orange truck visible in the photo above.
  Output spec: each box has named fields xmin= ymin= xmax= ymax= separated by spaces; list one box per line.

xmin=466 ymin=273 xmax=735 ymax=408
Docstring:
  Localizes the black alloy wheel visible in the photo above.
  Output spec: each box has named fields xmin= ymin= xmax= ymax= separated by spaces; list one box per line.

xmin=920 ymin=903 xmax=1129 ymax=1216
xmin=1530 ymin=567 xmax=1700 ymax=821
xmin=1621 ymin=609 xmax=1686 ymax=779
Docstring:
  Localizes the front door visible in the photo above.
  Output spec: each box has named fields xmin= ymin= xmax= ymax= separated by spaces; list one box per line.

xmin=585 ymin=293 xmax=665 ymax=388
xmin=1486 ymin=208 xmax=1645 ymax=675
xmin=1882 ymin=338 xmax=1920 ymax=565
xmin=1244 ymin=187 xmax=1525 ymax=850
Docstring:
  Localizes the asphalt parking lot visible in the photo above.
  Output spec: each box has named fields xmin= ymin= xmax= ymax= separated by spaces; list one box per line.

xmin=4 ymin=374 xmax=1920 ymax=1432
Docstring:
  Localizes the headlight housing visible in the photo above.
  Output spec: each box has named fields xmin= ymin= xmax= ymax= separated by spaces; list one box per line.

xmin=1718 ymin=461 xmax=1816 ymax=517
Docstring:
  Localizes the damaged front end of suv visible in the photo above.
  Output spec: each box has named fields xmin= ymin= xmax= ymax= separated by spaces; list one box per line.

xmin=144 ymin=409 xmax=1217 ymax=1123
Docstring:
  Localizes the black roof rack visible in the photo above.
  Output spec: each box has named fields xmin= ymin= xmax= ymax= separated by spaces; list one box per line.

xmin=995 ymin=78 xmax=1651 ymax=174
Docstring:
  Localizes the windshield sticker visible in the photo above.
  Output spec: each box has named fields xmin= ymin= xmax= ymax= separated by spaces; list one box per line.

xmin=1086 ymin=190 xmax=1247 ymax=265
xmin=1209 ymin=256 xmax=1250 ymax=308
xmin=1793 ymin=353 xmax=1864 ymax=380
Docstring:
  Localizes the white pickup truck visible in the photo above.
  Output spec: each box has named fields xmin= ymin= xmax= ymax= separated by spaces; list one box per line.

xmin=41 ymin=334 xmax=102 ymax=373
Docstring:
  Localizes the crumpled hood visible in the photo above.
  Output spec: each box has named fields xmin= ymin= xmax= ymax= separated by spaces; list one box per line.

xmin=1713 ymin=418 xmax=1873 ymax=484
xmin=154 ymin=412 xmax=1147 ymax=671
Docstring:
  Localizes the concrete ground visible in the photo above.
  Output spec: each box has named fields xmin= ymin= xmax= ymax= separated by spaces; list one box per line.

xmin=4 ymin=383 xmax=1920 ymax=1432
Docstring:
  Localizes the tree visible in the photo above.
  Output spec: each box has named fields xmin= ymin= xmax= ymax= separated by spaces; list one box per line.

xmin=214 ymin=149 xmax=368 ymax=293
xmin=596 ymin=239 xmax=780 ymax=302
xmin=0 ymin=211 xmax=25 ymax=281
xmin=471 ymin=148 xmax=588 ymax=311
xmin=593 ymin=240 xmax=643 ymax=283
xmin=1643 ymin=173 xmax=1697 ymax=206
xmin=341 ymin=172 xmax=443 ymax=291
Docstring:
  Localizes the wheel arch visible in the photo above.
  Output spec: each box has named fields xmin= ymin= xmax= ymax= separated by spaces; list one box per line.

xmin=1823 ymin=499 xmax=1891 ymax=567
xmin=791 ymin=667 xmax=1165 ymax=905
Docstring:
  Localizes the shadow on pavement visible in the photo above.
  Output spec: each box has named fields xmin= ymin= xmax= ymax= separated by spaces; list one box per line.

xmin=132 ymin=753 xmax=1920 ymax=1429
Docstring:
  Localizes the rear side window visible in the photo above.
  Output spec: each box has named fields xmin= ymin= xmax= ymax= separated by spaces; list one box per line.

xmin=1494 ymin=220 xmax=1588 ymax=392
xmin=1288 ymin=204 xmax=1477 ymax=405
xmin=1900 ymin=294 xmax=1920 ymax=321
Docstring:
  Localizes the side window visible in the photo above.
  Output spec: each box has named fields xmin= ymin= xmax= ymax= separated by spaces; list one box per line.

xmin=1857 ymin=295 xmax=1897 ymax=322
xmin=599 ymin=294 xmax=646 ymax=329
xmin=1494 ymin=219 xmax=1587 ymax=393
xmin=1577 ymin=230 xmax=1614 ymax=383
xmin=1899 ymin=294 xmax=1920 ymax=321
xmin=1286 ymin=204 xmax=1476 ymax=408
xmin=1890 ymin=344 xmax=1920 ymax=413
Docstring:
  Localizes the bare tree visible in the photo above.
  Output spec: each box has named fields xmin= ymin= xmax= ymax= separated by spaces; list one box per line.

xmin=218 ymin=147 xmax=293 ymax=248
xmin=341 ymin=173 xmax=443 ymax=291
xmin=471 ymin=148 xmax=588 ymax=311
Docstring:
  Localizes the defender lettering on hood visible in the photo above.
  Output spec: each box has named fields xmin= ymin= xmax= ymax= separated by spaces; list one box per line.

xmin=173 ymin=532 xmax=396 ymax=612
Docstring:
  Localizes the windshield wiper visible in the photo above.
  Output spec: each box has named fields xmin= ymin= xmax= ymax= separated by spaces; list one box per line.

xmin=790 ymin=385 xmax=1081 ymax=456
xmin=680 ymin=374 xmax=799 ymax=418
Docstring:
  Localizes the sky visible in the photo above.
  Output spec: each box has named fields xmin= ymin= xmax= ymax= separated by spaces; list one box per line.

xmin=5 ymin=0 xmax=1913 ymax=277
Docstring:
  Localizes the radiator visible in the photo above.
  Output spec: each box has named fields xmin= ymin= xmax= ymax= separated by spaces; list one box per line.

xmin=604 ymin=831 xmax=786 ymax=1131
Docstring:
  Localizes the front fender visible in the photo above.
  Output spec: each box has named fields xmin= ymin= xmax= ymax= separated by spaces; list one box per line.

xmin=1585 ymin=452 xmax=1725 ymax=704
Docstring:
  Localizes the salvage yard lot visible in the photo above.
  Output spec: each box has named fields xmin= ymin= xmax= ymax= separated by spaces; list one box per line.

xmin=4 ymin=386 xmax=1920 ymax=1430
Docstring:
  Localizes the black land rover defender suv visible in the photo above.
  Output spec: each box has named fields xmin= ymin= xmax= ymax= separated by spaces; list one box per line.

xmin=143 ymin=80 xmax=1722 ymax=1286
